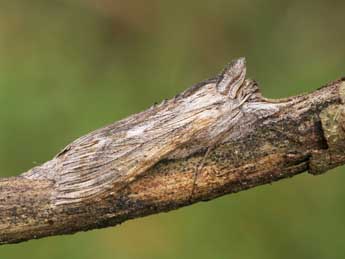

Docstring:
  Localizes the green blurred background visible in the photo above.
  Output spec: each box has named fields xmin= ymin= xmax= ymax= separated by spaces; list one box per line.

xmin=0 ymin=0 xmax=345 ymax=258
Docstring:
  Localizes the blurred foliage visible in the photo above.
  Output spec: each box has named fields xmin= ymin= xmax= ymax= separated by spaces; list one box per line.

xmin=0 ymin=1 xmax=345 ymax=258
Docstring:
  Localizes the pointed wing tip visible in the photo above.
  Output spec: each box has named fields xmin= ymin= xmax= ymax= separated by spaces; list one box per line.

xmin=230 ymin=57 xmax=246 ymax=69
xmin=216 ymin=57 xmax=247 ymax=96
xmin=223 ymin=57 xmax=247 ymax=77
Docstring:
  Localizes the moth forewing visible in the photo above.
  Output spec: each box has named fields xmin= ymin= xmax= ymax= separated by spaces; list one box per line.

xmin=23 ymin=58 xmax=265 ymax=205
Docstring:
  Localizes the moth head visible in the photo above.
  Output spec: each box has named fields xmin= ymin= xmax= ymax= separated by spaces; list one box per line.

xmin=216 ymin=57 xmax=247 ymax=98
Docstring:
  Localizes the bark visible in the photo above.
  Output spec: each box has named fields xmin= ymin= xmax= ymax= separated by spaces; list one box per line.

xmin=1 ymin=58 xmax=345 ymax=245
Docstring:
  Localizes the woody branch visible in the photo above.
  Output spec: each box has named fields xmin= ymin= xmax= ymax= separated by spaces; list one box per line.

xmin=0 ymin=59 xmax=345 ymax=245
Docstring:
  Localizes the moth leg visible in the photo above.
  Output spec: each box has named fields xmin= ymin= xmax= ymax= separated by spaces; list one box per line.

xmin=190 ymin=146 xmax=213 ymax=201
xmin=189 ymin=100 xmax=253 ymax=200
xmin=189 ymin=128 xmax=235 ymax=201
xmin=189 ymin=120 xmax=239 ymax=200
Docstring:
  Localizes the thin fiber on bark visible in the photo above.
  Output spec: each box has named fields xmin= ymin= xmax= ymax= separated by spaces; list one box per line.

xmin=1 ymin=58 xmax=345 ymax=245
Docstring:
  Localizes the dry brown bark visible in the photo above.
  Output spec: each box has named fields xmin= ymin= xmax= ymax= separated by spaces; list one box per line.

xmin=1 ymin=58 xmax=345 ymax=245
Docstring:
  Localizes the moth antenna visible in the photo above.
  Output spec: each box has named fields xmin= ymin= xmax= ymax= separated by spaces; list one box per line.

xmin=216 ymin=57 xmax=246 ymax=98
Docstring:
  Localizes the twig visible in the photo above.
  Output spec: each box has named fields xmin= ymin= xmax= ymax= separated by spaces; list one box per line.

xmin=1 ymin=58 xmax=345 ymax=245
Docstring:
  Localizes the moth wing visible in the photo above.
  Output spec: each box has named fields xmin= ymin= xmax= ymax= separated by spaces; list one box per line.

xmin=216 ymin=57 xmax=246 ymax=98
xmin=54 ymin=110 xmax=205 ymax=205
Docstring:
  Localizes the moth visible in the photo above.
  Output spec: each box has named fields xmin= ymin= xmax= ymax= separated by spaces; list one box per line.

xmin=23 ymin=58 xmax=275 ymax=205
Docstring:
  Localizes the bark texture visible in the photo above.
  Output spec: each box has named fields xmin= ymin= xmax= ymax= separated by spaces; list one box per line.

xmin=1 ymin=58 xmax=345 ymax=245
